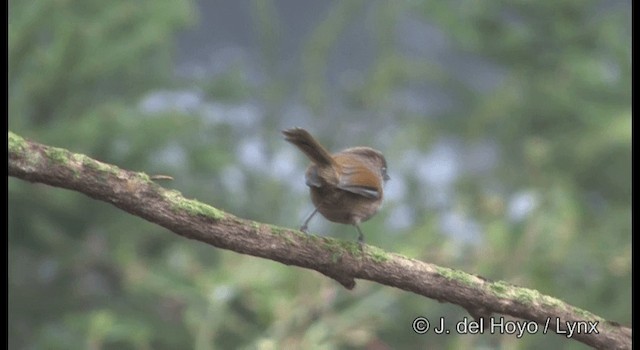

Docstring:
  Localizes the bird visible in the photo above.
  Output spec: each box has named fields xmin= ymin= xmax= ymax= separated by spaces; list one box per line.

xmin=282 ymin=127 xmax=389 ymax=246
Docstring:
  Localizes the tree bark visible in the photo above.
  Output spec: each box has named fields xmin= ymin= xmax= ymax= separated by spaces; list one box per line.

xmin=8 ymin=132 xmax=631 ymax=349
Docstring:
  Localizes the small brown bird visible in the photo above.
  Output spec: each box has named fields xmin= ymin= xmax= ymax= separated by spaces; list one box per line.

xmin=282 ymin=127 xmax=389 ymax=245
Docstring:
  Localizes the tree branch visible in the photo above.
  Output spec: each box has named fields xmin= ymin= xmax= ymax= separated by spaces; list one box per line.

xmin=8 ymin=132 xmax=631 ymax=349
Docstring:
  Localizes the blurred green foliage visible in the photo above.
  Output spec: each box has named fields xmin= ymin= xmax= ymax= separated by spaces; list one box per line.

xmin=9 ymin=0 xmax=630 ymax=349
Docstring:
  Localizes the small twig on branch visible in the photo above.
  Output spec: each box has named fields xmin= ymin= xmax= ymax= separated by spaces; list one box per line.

xmin=149 ymin=174 xmax=174 ymax=181
xmin=7 ymin=131 xmax=631 ymax=349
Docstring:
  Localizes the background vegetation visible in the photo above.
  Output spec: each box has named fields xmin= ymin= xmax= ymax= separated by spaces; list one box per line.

xmin=9 ymin=0 xmax=630 ymax=349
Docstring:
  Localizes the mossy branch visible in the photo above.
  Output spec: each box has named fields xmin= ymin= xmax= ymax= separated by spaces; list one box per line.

xmin=8 ymin=131 xmax=631 ymax=349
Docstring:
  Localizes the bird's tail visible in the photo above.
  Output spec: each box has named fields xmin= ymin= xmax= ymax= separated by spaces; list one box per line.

xmin=282 ymin=128 xmax=334 ymax=167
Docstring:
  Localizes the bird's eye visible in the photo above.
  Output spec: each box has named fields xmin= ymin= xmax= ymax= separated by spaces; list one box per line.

xmin=381 ymin=167 xmax=390 ymax=182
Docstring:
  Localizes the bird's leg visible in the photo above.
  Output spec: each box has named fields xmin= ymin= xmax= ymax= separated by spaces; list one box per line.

xmin=355 ymin=224 xmax=365 ymax=250
xmin=300 ymin=209 xmax=318 ymax=233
